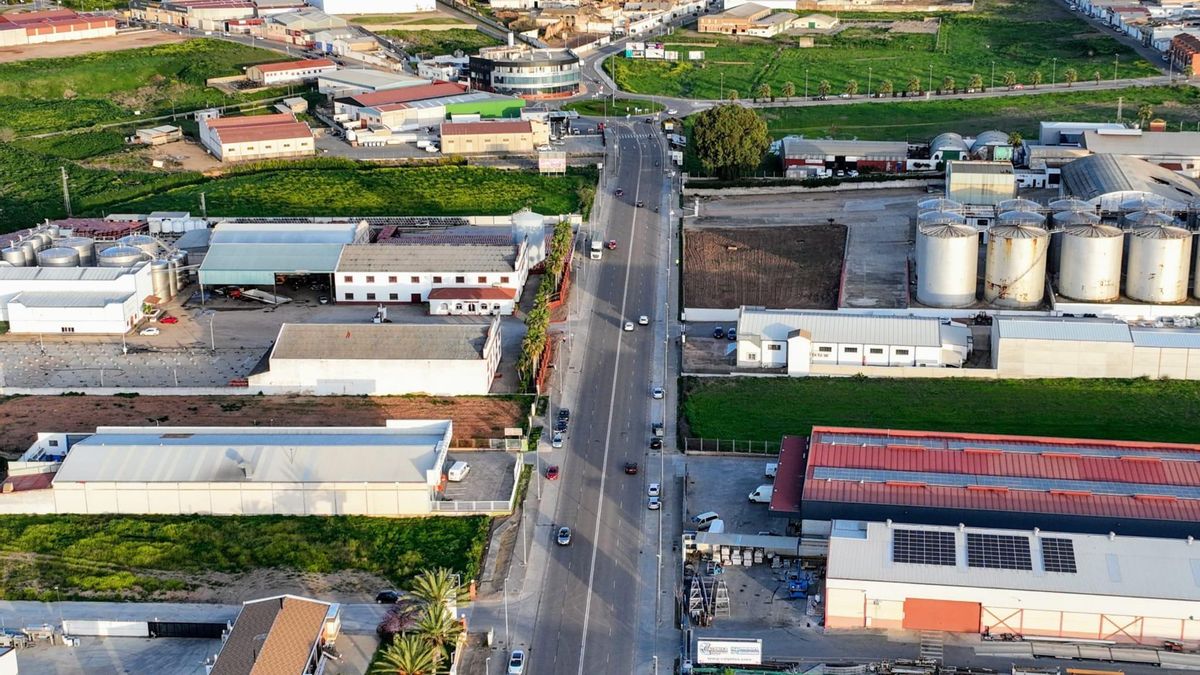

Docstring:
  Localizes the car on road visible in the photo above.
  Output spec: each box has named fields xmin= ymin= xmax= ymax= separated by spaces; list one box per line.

xmin=666 ymin=108 xmax=678 ymax=115
xmin=652 ymin=422 xmax=664 ymax=438
xmin=712 ymin=327 xmax=725 ymax=339
xmin=159 ymin=316 xmax=179 ymax=324
xmin=554 ymin=418 xmax=568 ymax=433
xmin=624 ymin=462 xmax=639 ymax=475
xmin=638 ymin=315 xmax=649 ymax=325
xmin=508 ymin=649 xmax=526 ymax=674
xmin=651 ymin=386 xmax=664 ymax=399
xmin=546 ymin=465 xmax=560 ymax=480
xmin=648 ymin=496 xmax=660 ymax=510
xmin=375 ymin=590 xmax=400 ymax=604
xmin=615 ymin=188 xmax=624 ymax=197
xmin=319 ymin=296 xmax=329 ymax=305
xmin=556 ymin=527 xmax=572 ymax=546
xmin=727 ymin=328 xmax=737 ymax=341
xmin=650 ymin=437 xmax=663 ymax=450
xmin=551 ymin=431 xmax=563 ymax=448
xmin=558 ymin=407 xmax=570 ymax=422
xmin=636 ymin=200 xmax=645 ymax=208
xmin=139 ymin=327 xmax=160 ymax=336
xmin=624 ymin=321 xmax=634 ymax=331
xmin=607 ymin=240 xmax=618 ymax=250
xmin=648 ymin=483 xmax=660 ymax=497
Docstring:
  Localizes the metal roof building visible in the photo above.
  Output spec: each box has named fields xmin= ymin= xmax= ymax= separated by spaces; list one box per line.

xmin=337 ymin=244 xmax=517 ymax=274
xmin=1060 ymin=153 xmax=1200 ymax=211
xmin=0 ymin=261 xmax=153 ymax=334
xmin=990 ymin=317 xmax=1200 ymax=380
xmin=199 ymin=221 xmax=367 ymax=286
xmin=779 ymin=426 xmax=1200 ymax=538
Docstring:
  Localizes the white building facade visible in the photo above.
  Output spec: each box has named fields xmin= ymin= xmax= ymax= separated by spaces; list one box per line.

xmin=0 ymin=264 xmax=153 ymax=334
xmin=304 ymin=0 xmax=434 ymax=14
xmin=334 ymin=242 xmax=528 ymax=309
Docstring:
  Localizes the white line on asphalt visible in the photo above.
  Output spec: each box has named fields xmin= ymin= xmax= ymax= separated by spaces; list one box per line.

xmin=577 ymin=126 xmax=644 ymax=675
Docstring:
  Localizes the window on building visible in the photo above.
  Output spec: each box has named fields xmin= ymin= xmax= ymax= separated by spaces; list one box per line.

xmin=343 ymin=275 xmax=352 ymax=282
xmin=390 ymin=293 xmax=399 ymax=300
xmin=767 ymin=344 xmax=782 ymax=351
xmin=365 ymin=293 xmax=374 ymax=300
xmin=433 ymin=276 xmax=443 ymax=283
xmin=843 ymin=347 xmax=858 ymax=353
xmin=817 ymin=346 xmax=832 ymax=353
xmin=455 ymin=276 xmax=465 ymax=284
xmin=60 ymin=327 xmax=74 ymax=333
xmin=48 ymin=440 xmax=59 ymax=447
xmin=500 ymin=276 xmax=510 ymax=283
xmin=344 ymin=292 xmax=354 ymax=300
xmin=455 ymin=303 xmax=463 ymax=310
xmin=365 ymin=276 xmax=375 ymax=283
xmin=869 ymin=348 xmax=884 ymax=355
xmin=896 ymin=349 xmax=910 ymax=356
xmin=747 ymin=353 xmax=758 ymax=360
xmin=477 ymin=276 xmax=487 ymax=283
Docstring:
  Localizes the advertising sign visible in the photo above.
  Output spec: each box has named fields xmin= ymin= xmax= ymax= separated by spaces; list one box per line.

xmin=688 ymin=50 xmax=705 ymax=60
xmin=696 ymin=638 xmax=763 ymax=665
xmin=539 ymin=150 xmax=567 ymax=174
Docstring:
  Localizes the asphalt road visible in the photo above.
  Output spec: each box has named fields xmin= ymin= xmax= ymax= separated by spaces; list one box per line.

xmin=527 ymin=122 xmax=668 ymax=674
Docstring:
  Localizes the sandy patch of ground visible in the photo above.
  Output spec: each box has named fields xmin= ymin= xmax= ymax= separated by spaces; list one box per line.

xmin=0 ymin=30 xmax=186 ymax=64
xmin=83 ymin=138 xmax=222 ymax=173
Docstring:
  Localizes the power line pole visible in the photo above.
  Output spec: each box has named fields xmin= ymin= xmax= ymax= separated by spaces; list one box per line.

xmin=60 ymin=166 xmax=72 ymax=217
xmin=200 ymin=192 xmax=207 ymax=218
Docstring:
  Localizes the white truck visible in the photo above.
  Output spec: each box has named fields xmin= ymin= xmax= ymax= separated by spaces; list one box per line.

xmin=748 ymin=485 xmax=774 ymax=503
xmin=590 ymin=240 xmax=603 ymax=259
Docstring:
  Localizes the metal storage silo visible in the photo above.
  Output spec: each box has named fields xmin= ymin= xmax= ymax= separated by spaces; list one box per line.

xmin=997 ymin=198 xmax=1041 ymax=213
xmin=54 ymin=237 xmax=96 ymax=267
xmin=1057 ymin=223 xmax=1123 ymax=302
xmin=18 ymin=240 xmax=37 ymax=265
xmin=1121 ymin=195 xmax=1171 ymax=213
xmin=1048 ymin=210 xmax=1101 ymax=274
xmin=118 ymin=234 xmax=160 ymax=258
xmin=916 ymin=213 xmax=979 ymax=307
xmin=511 ymin=208 xmax=546 ymax=266
xmin=985 ymin=222 xmax=1049 ymax=308
xmin=1123 ymin=210 xmax=1177 ymax=229
xmin=1049 ymin=198 xmax=1092 ymax=213
xmin=917 ymin=197 xmax=963 ymax=213
xmin=169 ymin=250 xmax=189 ymax=292
xmin=46 ymin=224 xmax=60 ymax=238
xmin=97 ymin=245 xmax=147 ymax=268
xmin=36 ymin=247 xmax=80 ymax=268
xmin=30 ymin=232 xmax=52 ymax=250
xmin=1125 ymin=225 xmax=1192 ymax=303
xmin=151 ymin=259 xmax=173 ymax=300
xmin=2 ymin=246 xmax=28 ymax=266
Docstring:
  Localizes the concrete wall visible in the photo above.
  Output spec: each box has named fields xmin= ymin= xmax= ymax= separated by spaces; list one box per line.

xmin=8 ymin=293 xmax=143 ymax=335
xmin=683 ymin=178 xmax=939 ymax=197
xmin=49 ymin=482 xmax=433 ymax=516
xmin=250 ymin=357 xmax=496 ymax=395
xmin=993 ymin=337 xmax=1135 ymax=378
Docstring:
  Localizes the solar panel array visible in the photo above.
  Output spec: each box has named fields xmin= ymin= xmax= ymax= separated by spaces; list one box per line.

xmin=966 ymin=533 xmax=1032 ymax=570
xmin=1040 ymin=537 xmax=1078 ymax=573
xmin=892 ymin=528 xmax=957 ymax=566
xmin=817 ymin=431 xmax=1200 ymax=462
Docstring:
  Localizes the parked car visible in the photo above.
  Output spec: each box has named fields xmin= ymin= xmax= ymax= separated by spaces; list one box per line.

xmin=556 ymin=527 xmax=572 ymax=546
xmin=607 ymin=240 xmax=618 ymax=250
xmin=712 ymin=327 xmax=725 ymax=339
xmin=375 ymin=590 xmax=400 ymax=604
xmin=551 ymin=432 xmax=564 ymax=448
xmin=648 ymin=483 xmax=660 ymax=497
xmin=554 ymin=418 xmax=568 ymax=433
xmin=508 ymin=649 xmax=527 ymax=675
xmin=652 ymin=386 xmax=664 ymax=399
xmin=159 ymin=316 xmax=179 ymax=324
xmin=624 ymin=321 xmax=634 ymax=331
xmin=648 ymin=496 xmax=661 ymax=510
xmin=546 ymin=465 xmax=560 ymax=480
xmin=727 ymin=328 xmax=737 ymax=341
xmin=624 ymin=462 xmax=639 ymax=475
xmin=652 ymin=422 xmax=664 ymax=438
xmin=558 ymin=408 xmax=571 ymax=423
xmin=650 ymin=437 xmax=663 ymax=450
xmin=639 ymin=315 xmax=649 ymax=325
xmin=636 ymin=200 xmax=645 ymax=208
xmin=615 ymin=188 xmax=624 ymax=197
xmin=318 ymin=296 xmax=329 ymax=305
xmin=139 ymin=327 xmax=160 ymax=336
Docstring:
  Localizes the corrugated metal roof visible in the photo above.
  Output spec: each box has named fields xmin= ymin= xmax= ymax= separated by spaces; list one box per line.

xmin=995 ymin=317 xmax=1132 ymax=343
xmin=0 ymin=264 xmax=143 ymax=281
xmin=55 ymin=423 xmax=450 ymax=484
xmin=200 ymin=243 xmax=345 ymax=273
xmin=1131 ymin=328 xmax=1200 ymax=349
xmin=827 ymin=520 xmax=1200 ymax=602
xmin=318 ymin=68 xmax=425 ymax=88
xmin=947 ymin=160 xmax=1014 ymax=175
xmin=1083 ymin=129 xmax=1200 ymax=157
xmin=782 ymin=137 xmax=908 ymax=159
xmin=1060 ymin=153 xmax=1200 ymax=205
xmin=337 ymin=244 xmax=516 ymax=273
xmin=210 ymin=221 xmax=359 ymax=244
xmin=737 ymin=308 xmax=943 ymax=347
xmin=271 ymin=322 xmax=491 ymax=361
xmin=10 ymin=290 xmax=133 ymax=308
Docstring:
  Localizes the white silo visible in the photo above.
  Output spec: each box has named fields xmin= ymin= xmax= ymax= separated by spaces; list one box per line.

xmin=1123 ymin=210 xmax=1177 ymax=229
xmin=97 ymin=245 xmax=147 ymax=268
xmin=915 ymin=212 xmax=978 ymax=307
xmin=511 ymin=209 xmax=546 ymax=267
xmin=151 ymin=259 xmax=173 ymax=300
xmin=36 ymin=247 xmax=80 ymax=268
xmin=1057 ymin=223 xmax=1123 ymax=302
xmin=1049 ymin=210 xmax=1100 ymax=273
xmin=985 ymin=220 xmax=1049 ymax=308
xmin=1125 ymin=225 xmax=1192 ymax=303
xmin=54 ymin=237 xmax=96 ymax=267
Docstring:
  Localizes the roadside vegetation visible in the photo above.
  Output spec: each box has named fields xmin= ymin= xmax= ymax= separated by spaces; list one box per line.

xmin=0 ymin=515 xmax=490 ymax=601
xmin=691 ymin=104 xmax=769 ymax=179
xmin=608 ymin=0 xmax=1156 ymax=99
xmin=518 ymin=220 xmax=574 ymax=390
xmin=351 ymin=14 xmax=467 ymax=25
xmin=380 ymin=27 xmax=501 ymax=57
xmin=681 ymin=377 xmax=1200 ymax=444
xmin=562 ymin=98 xmax=664 ymax=117
xmin=372 ymin=568 xmax=472 ymax=673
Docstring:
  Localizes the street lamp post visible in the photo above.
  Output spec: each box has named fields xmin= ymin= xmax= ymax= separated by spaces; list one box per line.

xmin=804 ymin=68 xmax=809 ymax=99
xmin=1114 ymin=55 xmax=1119 ymax=81
xmin=1052 ymin=57 xmax=1057 ymax=87
xmin=991 ymin=61 xmax=996 ymax=90
xmin=867 ymin=66 xmax=872 ymax=98
xmin=928 ymin=64 xmax=933 ymax=94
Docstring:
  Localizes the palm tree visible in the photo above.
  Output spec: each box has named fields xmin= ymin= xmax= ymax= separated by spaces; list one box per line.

xmin=409 ymin=568 xmax=468 ymax=609
xmin=1008 ymin=131 xmax=1023 ymax=148
xmin=755 ymin=82 xmax=772 ymax=102
xmin=1092 ymin=69 xmax=1102 ymax=85
xmin=968 ymin=73 xmax=983 ymax=91
xmin=817 ymin=79 xmax=831 ymax=98
xmin=372 ymin=635 xmax=439 ymax=675
xmin=1029 ymin=69 xmax=1043 ymax=88
xmin=726 ymin=89 xmax=739 ymax=101
xmin=906 ymin=75 xmax=921 ymax=95
xmin=942 ymin=75 xmax=955 ymax=93
xmin=1002 ymin=70 xmax=1017 ymax=89
xmin=878 ymin=79 xmax=893 ymax=97
xmin=844 ymin=79 xmax=858 ymax=97
xmin=1063 ymin=67 xmax=1078 ymax=87
xmin=1137 ymin=103 xmax=1154 ymax=128
xmin=781 ymin=81 xmax=795 ymax=101
xmin=414 ymin=604 xmax=464 ymax=666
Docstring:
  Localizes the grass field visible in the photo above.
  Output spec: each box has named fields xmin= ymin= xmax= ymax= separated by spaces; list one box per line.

xmin=562 ymin=98 xmax=665 ymax=116
xmin=381 ymin=27 xmax=501 ymax=56
xmin=608 ymin=0 xmax=1157 ymax=99
xmin=0 ymin=39 xmax=290 ymax=135
xmin=350 ymin=14 xmax=467 ymax=25
xmin=0 ymin=514 xmax=490 ymax=601
xmin=681 ymin=377 xmax=1200 ymax=444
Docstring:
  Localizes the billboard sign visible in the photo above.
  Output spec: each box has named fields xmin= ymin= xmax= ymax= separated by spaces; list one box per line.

xmin=688 ymin=50 xmax=705 ymax=60
xmin=696 ymin=638 xmax=763 ymax=665
xmin=539 ymin=150 xmax=567 ymax=174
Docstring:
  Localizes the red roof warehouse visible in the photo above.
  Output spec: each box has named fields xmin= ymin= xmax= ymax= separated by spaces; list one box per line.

xmin=773 ymin=426 xmax=1200 ymax=538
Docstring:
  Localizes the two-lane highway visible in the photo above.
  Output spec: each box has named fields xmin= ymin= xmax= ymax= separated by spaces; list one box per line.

xmin=528 ymin=121 xmax=669 ymax=674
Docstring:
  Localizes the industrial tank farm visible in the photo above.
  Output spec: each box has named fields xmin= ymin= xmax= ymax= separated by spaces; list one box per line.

xmin=984 ymin=215 xmax=1049 ymax=309
xmin=1057 ymin=223 xmax=1123 ymax=302
xmin=1125 ymin=224 xmax=1192 ymax=303
xmin=915 ymin=212 xmax=978 ymax=307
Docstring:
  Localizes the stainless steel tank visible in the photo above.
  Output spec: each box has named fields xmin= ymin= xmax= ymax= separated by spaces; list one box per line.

xmin=996 ymin=210 xmax=1046 ymax=227
xmin=1049 ymin=210 xmax=1101 ymax=274
xmin=1 ymin=246 xmax=28 ymax=267
xmin=18 ymin=240 xmax=37 ymax=265
xmin=1057 ymin=223 xmax=1123 ymax=302
xmin=916 ymin=217 xmax=979 ymax=307
xmin=117 ymin=234 xmax=160 ymax=258
xmin=54 ymin=237 xmax=96 ymax=267
xmin=1049 ymin=198 xmax=1092 ymax=213
xmin=171 ymin=250 xmax=190 ymax=291
xmin=917 ymin=197 xmax=963 ymax=213
xmin=36 ymin=247 xmax=80 ymax=268
xmin=1123 ymin=210 xmax=1177 ymax=229
xmin=997 ymin=198 xmax=1041 ymax=213
xmin=1125 ymin=225 xmax=1192 ymax=303
xmin=984 ymin=223 xmax=1050 ymax=308
xmin=97 ymin=245 xmax=147 ymax=268
xmin=151 ymin=259 xmax=173 ymax=300
xmin=1121 ymin=195 xmax=1171 ymax=213
xmin=46 ymin=224 xmax=60 ymax=238
xmin=30 ymin=232 xmax=52 ymax=250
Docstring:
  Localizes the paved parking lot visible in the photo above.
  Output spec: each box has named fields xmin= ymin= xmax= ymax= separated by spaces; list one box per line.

xmin=681 ymin=321 xmax=739 ymax=374
xmin=682 ymin=455 xmax=788 ymax=535
xmin=14 ymin=637 xmax=220 ymax=675
xmin=442 ymin=451 xmax=519 ymax=502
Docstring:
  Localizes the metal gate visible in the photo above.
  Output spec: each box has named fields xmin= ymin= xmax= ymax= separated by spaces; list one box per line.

xmin=147 ymin=621 xmax=227 ymax=639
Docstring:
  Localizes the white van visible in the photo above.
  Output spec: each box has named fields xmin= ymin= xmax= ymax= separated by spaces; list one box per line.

xmin=764 ymin=462 xmax=778 ymax=479
xmin=691 ymin=511 xmax=720 ymax=530
xmin=447 ymin=461 xmax=470 ymax=482
xmin=748 ymin=485 xmax=774 ymax=503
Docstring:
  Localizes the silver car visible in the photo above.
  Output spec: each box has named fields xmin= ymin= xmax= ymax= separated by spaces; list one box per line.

xmin=556 ymin=526 xmax=572 ymax=546
xmin=551 ymin=432 xmax=563 ymax=448
xmin=651 ymin=386 xmax=664 ymax=399
xmin=648 ymin=496 xmax=661 ymax=510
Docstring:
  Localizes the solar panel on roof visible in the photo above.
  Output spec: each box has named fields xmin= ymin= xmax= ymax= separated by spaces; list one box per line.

xmin=818 ymin=431 xmax=1200 ymax=462
xmin=892 ymin=528 xmax=956 ymax=566
xmin=966 ymin=533 xmax=1032 ymax=570
xmin=1040 ymin=537 xmax=1077 ymax=573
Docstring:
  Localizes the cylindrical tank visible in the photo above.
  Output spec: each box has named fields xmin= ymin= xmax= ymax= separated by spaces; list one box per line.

xmin=917 ymin=197 xmax=963 ymax=213
xmin=97 ymin=245 xmax=147 ymax=268
xmin=1125 ymin=225 xmax=1192 ymax=303
xmin=997 ymin=198 xmax=1041 ymax=213
xmin=169 ymin=250 xmax=188 ymax=291
xmin=151 ymin=259 xmax=173 ymax=300
xmin=1049 ymin=198 xmax=1092 ymax=213
xmin=984 ymin=223 xmax=1049 ymax=308
xmin=1 ymin=246 xmax=29 ymax=267
xmin=511 ymin=208 xmax=546 ymax=264
xmin=1057 ymin=224 xmax=1123 ymax=302
xmin=18 ymin=240 xmax=37 ymax=265
xmin=1121 ymin=195 xmax=1170 ymax=213
xmin=118 ymin=234 xmax=159 ymax=258
xmin=1049 ymin=211 xmax=1101 ymax=273
xmin=174 ymin=250 xmax=190 ymax=289
xmin=997 ymin=210 xmax=1046 ymax=227
xmin=1123 ymin=210 xmax=1176 ymax=229
xmin=916 ymin=219 xmax=979 ymax=307
xmin=36 ymin=247 xmax=80 ymax=268
xmin=30 ymin=232 xmax=52 ymax=250
xmin=54 ymin=236 xmax=96 ymax=267
xmin=46 ymin=224 xmax=60 ymax=238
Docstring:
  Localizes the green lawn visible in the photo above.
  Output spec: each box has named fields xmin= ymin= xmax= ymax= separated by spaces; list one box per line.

xmin=608 ymin=0 xmax=1157 ymax=100
xmin=13 ymin=130 xmax=131 ymax=160
xmin=681 ymin=377 xmax=1200 ymax=444
xmin=0 ymin=514 xmax=490 ymax=601
xmin=563 ymin=98 xmax=665 ymax=116
xmin=0 ymin=39 xmax=292 ymax=135
xmin=380 ymin=27 xmax=501 ymax=57
xmin=351 ymin=15 xmax=467 ymax=25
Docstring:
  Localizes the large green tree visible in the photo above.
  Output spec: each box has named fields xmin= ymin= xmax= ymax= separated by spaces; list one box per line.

xmin=691 ymin=104 xmax=769 ymax=180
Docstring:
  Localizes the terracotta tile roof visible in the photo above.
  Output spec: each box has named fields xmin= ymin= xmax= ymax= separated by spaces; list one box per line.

xmin=254 ymin=58 xmax=336 ymax=73
xmin=441 ymin=120 xmax=532 ymax=136
xmin=346 ymin=81 xmax=465 ymax=108
xmin=215 ymin=121 xmax=312 ymax=144
xmin=428 ymin=286 xmax=517 ymax=300
xmin=2 ymin=473 xmax=55 ymax=493
xmin=204 ymin=113 xmax=297 ymax=130
xmin=211 ymin=595 xmax=332 ymax=675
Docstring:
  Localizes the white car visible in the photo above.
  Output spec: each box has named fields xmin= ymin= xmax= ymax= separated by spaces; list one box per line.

xmin=551 ymin=432 xmax=563 ymax=449
xmin=638 ymin=315 xmax=649 ymax=325
xmin=648 ymin=482 xmax=660 ymax=497
xmin=666 ymin=108 xmax=678 ymax=115
xmin=624 ymin=321 xmax=634 ymax=331
xmin=648 ymin=496 xmax=661 ymax=510
xmin=139 ymin=327 xmax=160 ymax=336
xmin=508 ymin=649 xmax=526 ymax=674
xmin=651 ymin=386 xmax=664 ymax=399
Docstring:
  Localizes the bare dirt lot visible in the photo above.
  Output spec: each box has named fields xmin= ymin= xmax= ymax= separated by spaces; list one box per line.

xmin=0 ymin=30 xmax=185 ymax=64
xmin=682 ymin=225 xmax=847 ymax=310
xmin=83 ymin=138 xmax=222 ymax=174
xmin=0 ymin=394 xmax=528 ymax=456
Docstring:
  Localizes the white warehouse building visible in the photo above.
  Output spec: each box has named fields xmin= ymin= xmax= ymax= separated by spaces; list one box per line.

xmin=734 ymin=306 xmax=972 ymax=375
xmin=304 ymin=0 xmax=435 ymax=16
xmin=249 ymin=319 xmax=502 ymax=395
xmin=0 ymin=263 xmax=154 ymax=334
xmin=4 ymin=421 xmax=452 ymax=517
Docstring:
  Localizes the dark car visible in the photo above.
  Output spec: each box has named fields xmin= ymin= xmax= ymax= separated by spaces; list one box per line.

xmin=712 ymin=327 xmax=725 ymax=339
xmin=650 ymin=437 xmax=663 ymax=450
xmin=375 ymin=590 xmax=400 ymax=604
xmin=546 ymin=465 xmax=560 ymax=480
xmin=554 ymin=418 xmax=568 ymax=433
xmin=624 ymin=462 xmax=639 ymax=475
xmin=727 ymin=328 xmax=737 ymax=341
xmin=558 ymin=408 xmax=571 ymax=422
xmin=615 ymin=188 xmax=624 ymax=197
